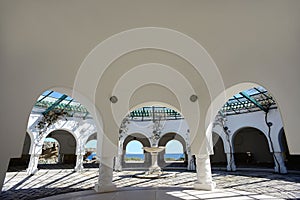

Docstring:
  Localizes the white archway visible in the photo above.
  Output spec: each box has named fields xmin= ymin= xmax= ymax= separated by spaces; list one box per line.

xmin=73 ymin=27 xmax=226 ymax=192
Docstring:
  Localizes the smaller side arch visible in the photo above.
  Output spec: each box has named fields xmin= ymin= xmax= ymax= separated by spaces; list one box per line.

xmin=210 ymin=132 xmax=227 ymax=166
xmin=42 ymin=129 xmax=77 ymax=166
xmin=232 ymin=127 xmax=274 ymax=168
xmin=121 ymin=133 xmax=151 ymax=169
xmin=158 ymin=132 xmax=188 ymax=169
xmin=231 ymin=125 xmax=271 ymax=153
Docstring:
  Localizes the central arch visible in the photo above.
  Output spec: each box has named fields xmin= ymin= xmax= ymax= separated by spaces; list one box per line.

xmin=73 ymin=27 xmax=226 ymax=158
xmin=73 ymin=27 xmax=225 ymax=192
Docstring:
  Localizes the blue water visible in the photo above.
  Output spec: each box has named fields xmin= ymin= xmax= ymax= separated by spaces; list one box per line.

xmin=125 ymin=153 xmax=184 ymax=159
xmin=86 ymin=152 xmax=96 ymax=161
xmin=164 ymin=153 xmax=185 ymax=159
xmin=125 ymin=154 xmax=145 ymax=159
xmin=86 ymin=153 xmax=185 ymax=161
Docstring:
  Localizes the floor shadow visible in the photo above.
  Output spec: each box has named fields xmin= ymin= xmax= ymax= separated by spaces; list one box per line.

xmin=0 ymin=187 xmax=87 ymax=200
xmin=38 ymin=164 xmax=75 ymax=169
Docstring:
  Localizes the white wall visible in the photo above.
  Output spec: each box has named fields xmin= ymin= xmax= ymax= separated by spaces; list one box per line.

xmin=1 ymin=0 xmax=300 ymax=190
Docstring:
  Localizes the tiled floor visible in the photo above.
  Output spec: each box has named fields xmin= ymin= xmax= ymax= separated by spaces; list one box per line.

xmin=40 ymin=188 xmax=281 ymax=200
xmin=1 ymin=169 xmax=300 ymax=199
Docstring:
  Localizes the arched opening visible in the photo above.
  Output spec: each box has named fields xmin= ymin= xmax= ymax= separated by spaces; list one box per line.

xmin=164 ymin=140 xmax=184 ymax=162
xmin=210 ymin=132 xmax=226 ymax=167
xmin=233 ymin=127 xmax=273 ymax=168
xmin=279 ymin=129 xmax=300 ymax=170
xmin=23 ymin=89 xmax=97 ymax=172
xmin=84 ymin=139 xmax=97 ymax=163
xmin=125 ymin=140 xmax=145 ymax=163
xmin=7 ymin=132 xmax=31 ymax=172
xmin=39 ymin=130 xmax=77 ymax=169
xmin=122 ymin=133 xmax=151 ymax=169
xmin=119 ymin=105 xmax=190 ymax=171
xmin=158 ymin=133 xmax=188 ymax=168
xmin=39 ymin=137 xmax=60 ymax=164
xmin=211 ymin=85 xmax=287 ymax=171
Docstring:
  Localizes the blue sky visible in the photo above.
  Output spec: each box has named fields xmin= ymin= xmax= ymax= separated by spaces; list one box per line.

xmin=42 ymin=90 xmax=73 ymax=100
xmin=165 ymin=140 xmax=183 ymax=154
xmin=46 ymin=138 xmax=183 ymax=154
xmin=126 ymin=140 xmax=183 ymax=154
xmin=45 ymin=137 xmax=57 ymax=142
xmin=85 ymin=140 xmax=97 ymax=148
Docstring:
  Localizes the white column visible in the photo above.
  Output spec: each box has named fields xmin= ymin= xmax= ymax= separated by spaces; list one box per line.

xmin=74 ymin=154 xmax=84 ymax=172
xmin=189 ymin=155 xmax=196 ymax=171
xmin=94 ymin=157 xmax=116 ymax=193
xmin=27 ymin=154 xmax=40 ymax=175
xmin=194 ymin=154 xmax=216 ymax=191
xmin=114 ymin=155 xmax=122 ymax=172
xmin=273 ymin=152 xmax=287 ymax=174
xmin=114 ymin=141 xmax=123 ymax=172
xmin=226 ymin=153 xmax=236 ymax=171
xmin=187 ymin=147 xmax=194 ymax=170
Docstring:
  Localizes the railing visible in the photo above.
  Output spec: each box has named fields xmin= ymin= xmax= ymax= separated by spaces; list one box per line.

xmin=35 ymin=100 xmax=88 ymax=113
xmin=221 ymin=91 xmax=277 ymax=115
xmin=34 ymin=90 xmax=277 ymax=120
xmin=34 ymin=100 xmax=91 ymax=120
xmin=129 ymin=107 xmax=183 ymax=121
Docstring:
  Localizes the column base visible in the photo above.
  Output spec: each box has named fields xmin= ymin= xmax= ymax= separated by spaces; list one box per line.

xmin=148 ymin=166 xmax=162 ymax=175
xmin=226 ymin=165 xmax=236 ymax=171
xmin=94 ymin=183 xmax=117 ymax=193
xmin=74 ymin=165 xmax=84 ymax=172
xmin=194 ymin=182 xmax=216 ymax=191
xmin=26 ymin=167 xmax=38 ymax=175
xmin=274 ymin=166 xmax=287 ymax=174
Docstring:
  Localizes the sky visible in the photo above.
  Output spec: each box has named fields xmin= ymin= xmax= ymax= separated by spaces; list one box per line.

xmin=126 ymin=140 xmax=183 ymax=154
xmin=45 ymin=137 xmax=57 ymax=142
xmin=46 ymin=138 xmax=183 ymax=154
xmin=85 ymin=140 xmax=97 ymax=148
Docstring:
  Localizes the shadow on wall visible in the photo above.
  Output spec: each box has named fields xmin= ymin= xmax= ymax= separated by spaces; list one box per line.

xmin=7 ymin=133 xmax=31 ymax=172
xmin=280 ymin=129 xmax=300 ymax=170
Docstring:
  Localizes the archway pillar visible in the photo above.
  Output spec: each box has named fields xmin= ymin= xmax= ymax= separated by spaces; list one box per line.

xmin=226 ymin=153 xmax=236 ymax=171
xmin=27 ymin=154 xmax=40 ymax=175
xmin=95 ymin=156 xmax=116 ymax=193
xmin=114 ymin=140 xmax=123 ymax=172
xmin=273 ymin=152 xmax=287 ymax=174
xmin=187 ymin=147 xmax=194 ymax=170
xmin=27 ymin=136 xmax=43 ymax=175
xmin=74 ymin=154 xmax=84 ymax=172
xmin=194 ymin=154 xmax=216 ymax=190
xmin=74 ymin=141 xmax=85 ymax=172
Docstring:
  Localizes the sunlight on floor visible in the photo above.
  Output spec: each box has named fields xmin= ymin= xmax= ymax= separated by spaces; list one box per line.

xmin=166 ymin=189 xmax=279 ymax=200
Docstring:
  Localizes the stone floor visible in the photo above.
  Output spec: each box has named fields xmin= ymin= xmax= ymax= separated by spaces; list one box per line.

xmin=1 ymin=169 xmax=300 ymax=199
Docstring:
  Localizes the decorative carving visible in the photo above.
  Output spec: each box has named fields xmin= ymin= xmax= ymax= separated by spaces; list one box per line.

xmin=36 ymin=108 xmax=68 ymax=134
xmin=150 ymin=112 xmax=164 ymax=146
xmin=119 ymin=115 xmax=130 ymax=139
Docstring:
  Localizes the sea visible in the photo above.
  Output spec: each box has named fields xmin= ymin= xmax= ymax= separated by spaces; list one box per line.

xmin=125 ymin=153 xmax=184 ymax=160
